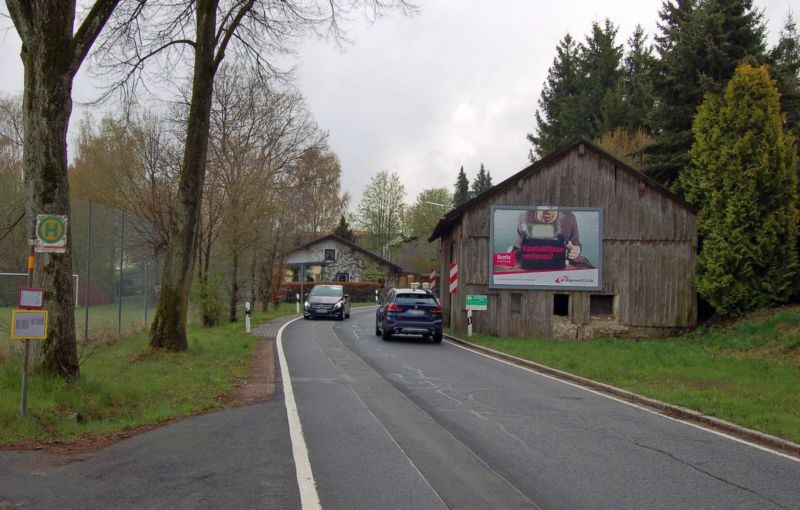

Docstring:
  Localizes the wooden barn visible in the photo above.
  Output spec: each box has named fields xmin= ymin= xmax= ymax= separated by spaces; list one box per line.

xmin=429 ymin=138 xmax=697 ymax=340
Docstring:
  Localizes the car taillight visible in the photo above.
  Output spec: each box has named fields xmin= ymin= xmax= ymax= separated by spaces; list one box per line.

xmin=386 ymin=303 xmax=405 ymax=312
xmin=429 ymin=306 xmax=442 ymax=313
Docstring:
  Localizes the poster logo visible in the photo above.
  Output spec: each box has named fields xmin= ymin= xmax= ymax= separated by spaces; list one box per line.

xmin=493 ymin=252 xmax=515 ymax=266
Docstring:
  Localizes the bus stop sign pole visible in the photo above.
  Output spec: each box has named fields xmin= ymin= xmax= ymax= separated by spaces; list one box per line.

xmin=21 ymin=234 xmax=35 ymax=418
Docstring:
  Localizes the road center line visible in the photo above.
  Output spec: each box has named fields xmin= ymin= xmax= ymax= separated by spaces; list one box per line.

xmin=277 ymin=317 xmax=322 ymax=509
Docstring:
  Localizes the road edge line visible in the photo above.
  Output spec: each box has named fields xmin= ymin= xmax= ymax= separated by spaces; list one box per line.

xmin=445 ymin=334 xmax=800 ymax=461
xmin=277 ymin=317 xmax=322 ymax=510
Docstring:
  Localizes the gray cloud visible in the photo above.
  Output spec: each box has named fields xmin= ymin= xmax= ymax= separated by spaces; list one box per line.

xmin=1 ymin=0 xmax=793 ymax=208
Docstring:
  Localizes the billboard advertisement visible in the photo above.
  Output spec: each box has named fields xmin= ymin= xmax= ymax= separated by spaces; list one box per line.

xmin=489 ymin=206 xmax=602 ymax=290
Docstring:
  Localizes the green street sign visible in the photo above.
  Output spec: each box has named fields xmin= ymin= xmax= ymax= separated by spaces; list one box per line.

xmin=35 ymin=214 xmax=68 ymax=253
xmin=465 ymin=294 xmax=487 ymax=311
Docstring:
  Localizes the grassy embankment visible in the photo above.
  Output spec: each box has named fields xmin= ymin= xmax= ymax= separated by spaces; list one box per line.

xmin=0 ymin=303 xmax=299 ymax=446
xmin=461 ymin=306 xmax=800 ymax=444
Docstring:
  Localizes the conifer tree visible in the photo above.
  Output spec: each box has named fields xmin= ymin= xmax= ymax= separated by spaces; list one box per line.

xmin=529 ymin=21 xmax=625 ymax=159
xmin=620 ymin=25 xmax=657 ymax=133
xmin=581 ymin=19 xmax=625 ymax=136
xmin=683 ymin=64 xmax=797 ymax=316
xmin=527 ymin=34 xmax=584 ymax=158
xmin=769 ymin=15 xmax=800 ymax=140
xmin=471 ymin=163 xmax=493 ymax=196
xmin=643 ymin=0 xmax=767 ymax=186
xmin=333 ymin=214 xmax=355 ymax=243
xmin=453 ymin=166 xmax=471 ymax=207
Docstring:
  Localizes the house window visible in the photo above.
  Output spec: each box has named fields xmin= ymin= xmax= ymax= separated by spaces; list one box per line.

xmin=590 ymin=295 xmax=614 ymax=317
xmin=335 ymin=272 xmax=349 ymax=282
xmin=511 ymin=293 xmax=522 ymax=315
xmin=553 ymin=294 xmax=569 ymax=316
xmin=324 ymin=249 xmax=336 ymax=261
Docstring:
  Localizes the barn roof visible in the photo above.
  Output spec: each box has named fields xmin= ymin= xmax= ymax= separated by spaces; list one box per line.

xmin=429 ymin=137 xmax=696 ymax=242
xmin=288 ymin=233 xmax=406 ymax=273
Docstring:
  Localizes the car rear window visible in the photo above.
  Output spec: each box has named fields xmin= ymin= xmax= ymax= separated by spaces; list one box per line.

xmin=395 ymin=294 xmax=438 ymax=305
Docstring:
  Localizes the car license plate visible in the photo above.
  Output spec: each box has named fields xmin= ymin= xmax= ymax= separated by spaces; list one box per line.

xmin=407 ymin=309 xmax=424 ymax=316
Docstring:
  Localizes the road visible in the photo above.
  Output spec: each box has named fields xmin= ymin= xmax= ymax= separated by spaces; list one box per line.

xmin=1 ymin=307 xmax=798 ymax=509
xmin=285 ymin=306 xmax=800 ymax=509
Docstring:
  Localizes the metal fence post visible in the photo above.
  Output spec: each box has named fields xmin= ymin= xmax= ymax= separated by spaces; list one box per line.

xmin=144 ymin=257 xmax=149 ymax=326
xmin=84 ymin=200 xmax=92 ymax=342
xmin=118 ymin=210 xmax=125 ymax=334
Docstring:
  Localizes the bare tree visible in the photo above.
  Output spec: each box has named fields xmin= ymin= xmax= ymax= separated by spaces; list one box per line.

xmin=0 ymin=94 xmax=26 ymax=270
xmin=70 ymin=111 xmax=182 ymax=254
xmin=357 ymin=170 xmax=406 ymax=259
xmin=292 ymin=147 xmax=351 ymax=239
xmin=6 ymin=0 xmax=122 ymax=379
xmin=209 ymin=65 xmax=327 ymax=322
xmin=0 ymin=95 xmax=24 ymax=171
xmin=95 ymin=0 xmax=414 ymax=350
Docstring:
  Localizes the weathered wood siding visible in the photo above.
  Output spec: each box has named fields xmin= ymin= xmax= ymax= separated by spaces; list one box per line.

xmin=440 ymin=143 xmax=697 ymax=338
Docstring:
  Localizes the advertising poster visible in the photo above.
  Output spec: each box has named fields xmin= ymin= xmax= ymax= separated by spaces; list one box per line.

xmin=489 ymin=206 xmax=602 ymax=290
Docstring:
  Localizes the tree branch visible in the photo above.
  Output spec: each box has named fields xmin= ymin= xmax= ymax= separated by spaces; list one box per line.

xmin=5 ymin=0 xmax=33 ymax=44
xmin=214 ymin=0 xmax=256 ymax=73
xmin=0 ymin=211 xmax=25 ymax=243
xmin=70 ymin=0 xmax=126 ymax=76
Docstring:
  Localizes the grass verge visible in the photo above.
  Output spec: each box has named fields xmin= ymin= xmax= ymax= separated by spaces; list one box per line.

xmin=0 ymin=303 xmax=297 ymax=446
xmin=458 ymin=306 xmax=800 ymax=445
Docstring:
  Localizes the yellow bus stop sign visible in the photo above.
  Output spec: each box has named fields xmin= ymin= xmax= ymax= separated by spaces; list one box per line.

xmin=35 ymin=214 xmax=68 ymax=253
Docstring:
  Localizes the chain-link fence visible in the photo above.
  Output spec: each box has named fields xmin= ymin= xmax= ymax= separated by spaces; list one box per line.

xmin=0 ymin=199 xmax=163 ymax=349
xmin=72 ymin=199 xmax=163 ymax=340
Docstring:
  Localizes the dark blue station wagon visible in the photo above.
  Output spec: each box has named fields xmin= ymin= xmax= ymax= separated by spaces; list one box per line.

xmin=375 ymin=288 xmax=443 ymax=343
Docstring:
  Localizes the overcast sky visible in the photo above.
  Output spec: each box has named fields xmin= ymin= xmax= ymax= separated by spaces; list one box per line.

xmin=0 ymin=1 xmax=794 ymax=210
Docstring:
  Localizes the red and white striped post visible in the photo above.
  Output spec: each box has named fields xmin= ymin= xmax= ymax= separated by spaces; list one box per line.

xmin=449 ymin=263 xmax=458 ymax=294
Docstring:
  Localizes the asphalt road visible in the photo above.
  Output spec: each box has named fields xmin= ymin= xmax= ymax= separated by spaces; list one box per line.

xmin=2 ymin=308 xmax=798 ymax=509
xmin=0 ymin=400 xmax=299 ymax=509
xmin=286 ymin=306 xmax=800 ymax=510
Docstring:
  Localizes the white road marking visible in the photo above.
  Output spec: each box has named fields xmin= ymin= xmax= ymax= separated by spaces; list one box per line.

xmin=277 ymin=318 xmax=323 ymax=509
xmin=447 ymin=339 xmax=800 ymax=463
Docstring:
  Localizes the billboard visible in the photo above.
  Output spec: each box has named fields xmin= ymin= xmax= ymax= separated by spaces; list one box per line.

xmin=489 ymin=206 xmax=602 ymax=290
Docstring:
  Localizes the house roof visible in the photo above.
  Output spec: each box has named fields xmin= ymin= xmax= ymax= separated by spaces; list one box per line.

xmin=429 ymin=137 xmax=696 ymax=242
xmin=288 ymin=233 xmax=406 ymax=273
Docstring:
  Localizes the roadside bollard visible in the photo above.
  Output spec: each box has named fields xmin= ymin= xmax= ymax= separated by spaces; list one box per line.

xmin=245 ymin=301 xmax=251 ymax=333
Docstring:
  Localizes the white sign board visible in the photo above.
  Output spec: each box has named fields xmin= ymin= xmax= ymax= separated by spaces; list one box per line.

xmin=10 ymin=310 xmax=48 ymax=339
xmin=19 ymin=287 xmax=44 ymax=309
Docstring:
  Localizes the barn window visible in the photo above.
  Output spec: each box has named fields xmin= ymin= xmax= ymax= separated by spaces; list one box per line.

xmin=324 ymin=249 xmax=336 ymax=261
xmin=553 ymin=294 xmax=569 ymax=316
xmin=511 ymin=293 xmax=522 ymax=315
xmin=590 ymin=295 xmax=614 ymax=317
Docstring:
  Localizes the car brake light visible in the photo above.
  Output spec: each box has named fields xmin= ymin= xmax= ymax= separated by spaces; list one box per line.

xmin=386 ymin=303 xmax=405 ymax=312
xmin=430 ymin=306 xmax=442 ymax=313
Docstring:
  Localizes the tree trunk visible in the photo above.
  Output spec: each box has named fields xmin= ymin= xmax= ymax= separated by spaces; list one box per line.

xmin=228 ymin=246 xmax=239 ymax=322
xmin=19 ymin=4 xmax=79 ymax=379
xmin=258 ymin=263 xmax=268 ymax=311
xmin=149 ymin=1 xmax=217 ymax=351
xmin=249 ymin=247 xmax=257 ymax=310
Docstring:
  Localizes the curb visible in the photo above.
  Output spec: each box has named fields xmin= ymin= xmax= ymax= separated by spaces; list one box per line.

xmin=445 ymin=334 xmax=800 ymax=459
